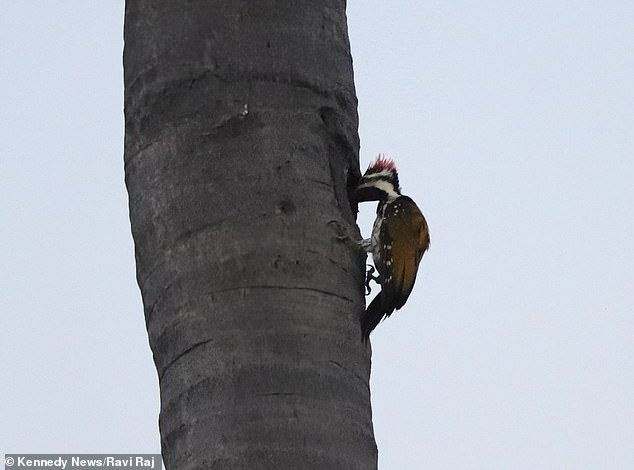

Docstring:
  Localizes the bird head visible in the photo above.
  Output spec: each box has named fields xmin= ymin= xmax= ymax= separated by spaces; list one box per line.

xmin=354 ymin=155 xmax=401 ymax=202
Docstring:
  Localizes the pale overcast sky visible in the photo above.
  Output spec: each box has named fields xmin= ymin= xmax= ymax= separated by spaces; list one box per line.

xmin=2 ymin=2 xmax=633 ymax=469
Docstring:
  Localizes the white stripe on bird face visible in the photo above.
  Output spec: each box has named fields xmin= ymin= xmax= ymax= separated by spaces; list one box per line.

xmin=357 ymin=179 xmax=399 ymax=200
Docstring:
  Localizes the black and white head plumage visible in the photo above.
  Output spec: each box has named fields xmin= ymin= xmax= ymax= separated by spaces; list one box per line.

xmin=355 ymin=155 xmax=401 ymax=202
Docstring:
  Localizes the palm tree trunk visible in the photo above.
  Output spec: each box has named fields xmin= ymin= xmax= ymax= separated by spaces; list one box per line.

xmin=124 ymin=1 xmax=377 ymax=468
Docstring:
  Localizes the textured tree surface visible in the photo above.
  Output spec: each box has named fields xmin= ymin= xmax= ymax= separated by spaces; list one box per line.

xmin=124 ymin=1 xmax=377 ymax=469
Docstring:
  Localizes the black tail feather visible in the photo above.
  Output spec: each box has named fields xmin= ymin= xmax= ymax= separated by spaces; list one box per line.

xmin=361 ymin=293 xmax=390 ymax=342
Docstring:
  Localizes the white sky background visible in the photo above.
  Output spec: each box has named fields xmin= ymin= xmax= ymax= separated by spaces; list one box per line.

xmin=2 ymin=2 xmax=633 ymax=468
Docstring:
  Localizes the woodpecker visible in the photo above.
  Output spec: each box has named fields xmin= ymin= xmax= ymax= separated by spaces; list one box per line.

xmin=355 ymin=155 xmax=430 ymax=341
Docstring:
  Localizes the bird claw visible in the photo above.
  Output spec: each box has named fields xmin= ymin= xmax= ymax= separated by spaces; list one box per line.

xmin=365 ymin=265 xmax=380 ymax=295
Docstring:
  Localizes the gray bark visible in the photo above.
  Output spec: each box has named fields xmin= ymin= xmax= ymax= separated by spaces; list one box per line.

xmin=124 ymin=1 xmax=377 ymax=468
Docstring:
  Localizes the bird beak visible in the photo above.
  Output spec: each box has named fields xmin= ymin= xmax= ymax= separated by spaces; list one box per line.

xmin=354 ymin=179 xmax=383 ymax=202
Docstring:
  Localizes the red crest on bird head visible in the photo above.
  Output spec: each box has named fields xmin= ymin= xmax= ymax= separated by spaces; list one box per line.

xmin=365 ymin=154 xmax=397 ymax=175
